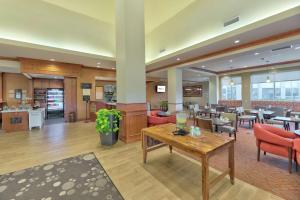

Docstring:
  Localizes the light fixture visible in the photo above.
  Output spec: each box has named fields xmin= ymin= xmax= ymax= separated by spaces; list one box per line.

xmin=176 ymin=58 xmax=181 ymax=61
xmin=229 ymin=59 xmax=233 ymax=63
xmin=295 ymin=46 xmax=300 ymax=50
xmin=96 ymin=65 xmax=101 ymax=68
xmin=254 ymin=52 xmax=260 ymax=55
xmin=97 ymin=62 xmax=101 ymax=65
xmin=201 ymin=65 xmax=206 ymax=68
xmin=50 ymin=58 xmax=55 ymax=61
xmin=111 ymin=67 xmax=115 ymax=69
xmin=266 ymin=76 xmax=271 ymax=83
xmin=234 ymin=40 xmax=240 ymax=44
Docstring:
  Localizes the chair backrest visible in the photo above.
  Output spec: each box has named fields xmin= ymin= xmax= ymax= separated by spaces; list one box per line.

xmin=194 ymin=104 xmax=200 ymax=111
xmin=269 ymin=107 xmax=285 ymax=117
xmin=196 ymin=117 xmax=213 ymax=132
xmin=257 ymin=110 xmax=264 ymax=123
xmin=221 ymin=112 xmax=237 ymax=129
xmin=236 ymin=107 xmax=244 ymax=114
xmin=216 ymin=106 xmax=226 ymax=112
xmin=211 ymin=104 xmax=218 ymax=109
xmin=255 ymin=106 xmax=267 ymax=110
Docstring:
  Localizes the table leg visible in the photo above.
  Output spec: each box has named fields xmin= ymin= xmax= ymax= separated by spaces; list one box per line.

xmin=228 ymin=143 xmax=235 ymax=184
xmin=143 ymin=133 xmax=148 ymax=164
xmin=202 ymin=155 xmax=209 ymax=200
xmin=169 ymin=145 xmax=173 ymax=153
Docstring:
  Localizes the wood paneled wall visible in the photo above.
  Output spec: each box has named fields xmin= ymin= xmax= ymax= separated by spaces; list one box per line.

xmin=20 ymin=58 xmax=82 ymax=77
xmin=64 ymin=77 xmax=77 ymax=122
xmin=33 ymin=78 xmax=63 ymax=89
xmin=2 ymin=73 xmax=33 ymax=107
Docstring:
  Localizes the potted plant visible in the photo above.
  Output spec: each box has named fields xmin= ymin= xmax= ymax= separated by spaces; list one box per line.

xmin=96 ymin=109 xmax=122 ymax=145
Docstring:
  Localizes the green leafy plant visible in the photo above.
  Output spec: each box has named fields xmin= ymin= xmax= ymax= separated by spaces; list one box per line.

xmin=96 ymin=109 xmax=122 ymax=135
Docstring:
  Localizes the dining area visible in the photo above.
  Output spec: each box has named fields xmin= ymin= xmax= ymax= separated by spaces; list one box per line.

xmin=187 ymin=103 xmax=300 ymax=141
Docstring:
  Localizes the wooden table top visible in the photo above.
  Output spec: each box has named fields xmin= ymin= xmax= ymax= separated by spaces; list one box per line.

xmin=142 ymin=123 xmax=234 ymax=155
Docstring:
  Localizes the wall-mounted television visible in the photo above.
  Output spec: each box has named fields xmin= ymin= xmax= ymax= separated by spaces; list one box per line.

xmin=156 ymin=85 xmax=166 ymax=93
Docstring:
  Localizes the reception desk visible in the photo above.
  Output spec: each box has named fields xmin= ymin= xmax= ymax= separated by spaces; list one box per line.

xmin=2 ymin=110 xmax=29 ymax=132
xmin=2 ymin=108 xmax=45 ymax=132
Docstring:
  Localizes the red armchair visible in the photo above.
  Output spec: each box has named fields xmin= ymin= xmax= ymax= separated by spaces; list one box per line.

xmin=294 ymin=139 xmax=300 ymax=171
xmin=147 ymin=111 xmax=176 ymax=127
xmin=254 ymin=123 xmax=297 ymax=173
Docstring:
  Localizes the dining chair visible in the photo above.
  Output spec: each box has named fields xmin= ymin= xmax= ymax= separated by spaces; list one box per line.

xmin=195 ymin=117 xmax=214 ymax=132
xmin=219 ymin=112 xmax=237 ymax=140
xmin=188 ymin=104 xmax=194 ymax=119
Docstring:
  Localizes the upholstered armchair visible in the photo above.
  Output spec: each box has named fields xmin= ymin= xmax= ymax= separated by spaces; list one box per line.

xmin=294 ymin=139 xmax=300 ymax=171
xmin=147 ymin=111 xmax=168 ymax=127
xmin=254 ymin=124 xmax=297 ymax=173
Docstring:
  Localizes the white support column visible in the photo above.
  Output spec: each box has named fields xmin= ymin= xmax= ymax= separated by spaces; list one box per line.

xmin=116 ymin=0 xmax=146 ymax=104
xmin=168 ymin=68 xmax=183 ymax=113
xmin=115 ymin=0 xmax=147 ymax=143
xmin=209 ymin=75 xmax=219 ymax=105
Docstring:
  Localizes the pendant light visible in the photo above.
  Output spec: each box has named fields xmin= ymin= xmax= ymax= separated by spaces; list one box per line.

xmin=266 ymin=76 xmax=271 ymax=83
xmin=230 ymin=78 xmax=235 ymax=86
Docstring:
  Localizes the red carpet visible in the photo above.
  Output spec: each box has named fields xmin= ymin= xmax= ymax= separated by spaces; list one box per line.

xmin=209 ymin=127 xmax=300 ymax=200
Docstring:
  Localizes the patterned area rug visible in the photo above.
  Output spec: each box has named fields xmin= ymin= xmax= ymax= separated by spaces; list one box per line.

xmin=0 ymin=153 xmax=124 ymax=200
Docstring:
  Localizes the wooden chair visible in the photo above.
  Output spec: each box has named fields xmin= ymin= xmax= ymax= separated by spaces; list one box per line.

xmin=219 ymin=112 xmax=237 ymax=140
xmin=195 ymin=117 xmax=213 ymax=132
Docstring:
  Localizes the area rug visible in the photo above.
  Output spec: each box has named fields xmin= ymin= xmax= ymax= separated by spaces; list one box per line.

xmin=0 ymin=153 xmax=124 ymax=200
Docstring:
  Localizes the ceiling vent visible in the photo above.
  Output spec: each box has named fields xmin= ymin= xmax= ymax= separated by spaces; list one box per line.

xmin=271 ymin=45 xmax=292 ymax=52
xmin=159 ymin=48 xmax=166 ymax=53
xmin=224 ymin=17 xmax=239 ymax=27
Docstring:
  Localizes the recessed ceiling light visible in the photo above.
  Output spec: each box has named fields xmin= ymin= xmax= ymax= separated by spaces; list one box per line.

xmin=176 ymin=58 xmax=181 ymax=61
xmin=97 ymin=65 xmax=101 ymax=68
xmin=97 ymin=62 xmax=101 ymax=65
xmin=50 ymin=59 xmax=55 ymax=61
xmin=244 ymin=65 xmax=248 ymax=68
xmin=295 ymin=46 xmax=300 ymax=50
xmin=201 ymin=65 xmax=206 ymax=68
xmin=234 ymin=40 xmax=240 ymax=44
xmin=54 ymin=76 xmax=57 ymax=79
xmin=254 ymin=52 xmax=260 ymax=55
xmin=229 ymin=59 xmax=233 ymax=63
xmin=111 ymin=67 xmax=115 ymax=69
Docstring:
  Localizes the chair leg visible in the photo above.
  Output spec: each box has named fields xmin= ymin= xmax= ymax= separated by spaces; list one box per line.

xmin=234 ymin=131 xmax=236 ymax=141
xmin=257 ymin=140 xmax=261 ymax=162
xmin=288 ymin=147 xmax=292 ymax=174
xmin=264 ymin=151 xmax=266 ymax=156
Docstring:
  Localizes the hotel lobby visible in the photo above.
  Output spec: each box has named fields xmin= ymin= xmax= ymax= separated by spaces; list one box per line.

xmin=0 ymin=1 xmax=300 ymax=200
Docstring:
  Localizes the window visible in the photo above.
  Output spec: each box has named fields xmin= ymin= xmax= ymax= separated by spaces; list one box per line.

xmin=251 ymin=70 xmax=300 ymax=101
xmin=221 ymin=76 xmax=242 ymax=100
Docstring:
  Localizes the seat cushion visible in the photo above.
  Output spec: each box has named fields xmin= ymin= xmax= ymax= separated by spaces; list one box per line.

xmin=260 ymin=142 xmax=290 ymax=158
xmin=218 ymin=126 xmax=235 ymax=133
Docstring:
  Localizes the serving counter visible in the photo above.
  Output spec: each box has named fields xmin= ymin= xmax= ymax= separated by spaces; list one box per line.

xmin=1 ymin=108 xmax=45 ymax=133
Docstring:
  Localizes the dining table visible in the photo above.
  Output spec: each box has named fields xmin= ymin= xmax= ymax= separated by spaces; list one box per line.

xmin=272 ymin=116 xmax=300 ymax=130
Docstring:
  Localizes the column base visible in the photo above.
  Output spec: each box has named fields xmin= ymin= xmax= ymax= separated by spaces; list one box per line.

xmin=117 ymin=103 xmax=147 ymax=143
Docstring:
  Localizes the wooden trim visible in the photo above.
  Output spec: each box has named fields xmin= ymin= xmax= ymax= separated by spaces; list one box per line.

xmin=0 ymin=56 xmax=19 ymax=61
xmin=117 ymin=103 xmax=147 ymax=112
xmin=146 ymin=28 xmax=300 ymax=73
xmin=82 ymin=65 xmax=116 ymax=72
xmin=217 ymin=59 xmax=300 ymax=74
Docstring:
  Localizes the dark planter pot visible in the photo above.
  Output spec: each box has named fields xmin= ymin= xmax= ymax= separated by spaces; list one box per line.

xmin=99 ymin=114 xmax=119 ymax=146
xmin=99 ymin=131 xmax=119 ymax=146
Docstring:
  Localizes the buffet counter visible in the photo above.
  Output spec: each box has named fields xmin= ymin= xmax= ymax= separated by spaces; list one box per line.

xmin=1 ymin=108 xmax=45 ymax=132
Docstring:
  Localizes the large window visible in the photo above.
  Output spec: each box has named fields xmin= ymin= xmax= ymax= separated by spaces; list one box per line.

xmin=251 ymin=70 xmax=300 ymax=101
xmin=221 ymin=76 xmax=242 ymax=100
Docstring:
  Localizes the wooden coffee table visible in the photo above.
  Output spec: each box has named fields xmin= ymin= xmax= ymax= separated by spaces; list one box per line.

xmin=141 ymin=123 xmax=235 ymax=200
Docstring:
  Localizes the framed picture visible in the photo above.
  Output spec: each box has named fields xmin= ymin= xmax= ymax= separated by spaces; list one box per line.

xmin=183 ymin=85 xmax=203 ymax=97
xmin=15 ymin=89 xmax=22 ymax=99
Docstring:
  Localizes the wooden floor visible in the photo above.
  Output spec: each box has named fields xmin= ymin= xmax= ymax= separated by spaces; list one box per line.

xmin=0 ymin=122 xmax=283 ymax=200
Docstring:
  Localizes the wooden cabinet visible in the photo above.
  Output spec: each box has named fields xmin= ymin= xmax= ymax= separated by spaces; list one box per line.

xmin=50 ymin=79 xmax=63 ymax=88
xmin=33 ymin=78 xmax=63 ymax=89
xmin=64 ymin=77 xmax=77 ymax=122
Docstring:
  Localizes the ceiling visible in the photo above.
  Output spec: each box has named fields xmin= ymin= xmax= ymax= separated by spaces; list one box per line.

xmin=191 ymin=39 xmax=300 ymax=73
xmin=0 ymin=0 xmax=299 ymax=75
xmin=147 ymin=69 xmax=210 ymax=83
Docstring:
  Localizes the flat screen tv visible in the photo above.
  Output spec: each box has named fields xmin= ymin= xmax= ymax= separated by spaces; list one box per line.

xmin=156 ymin=85 xmax=166 ymax=93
